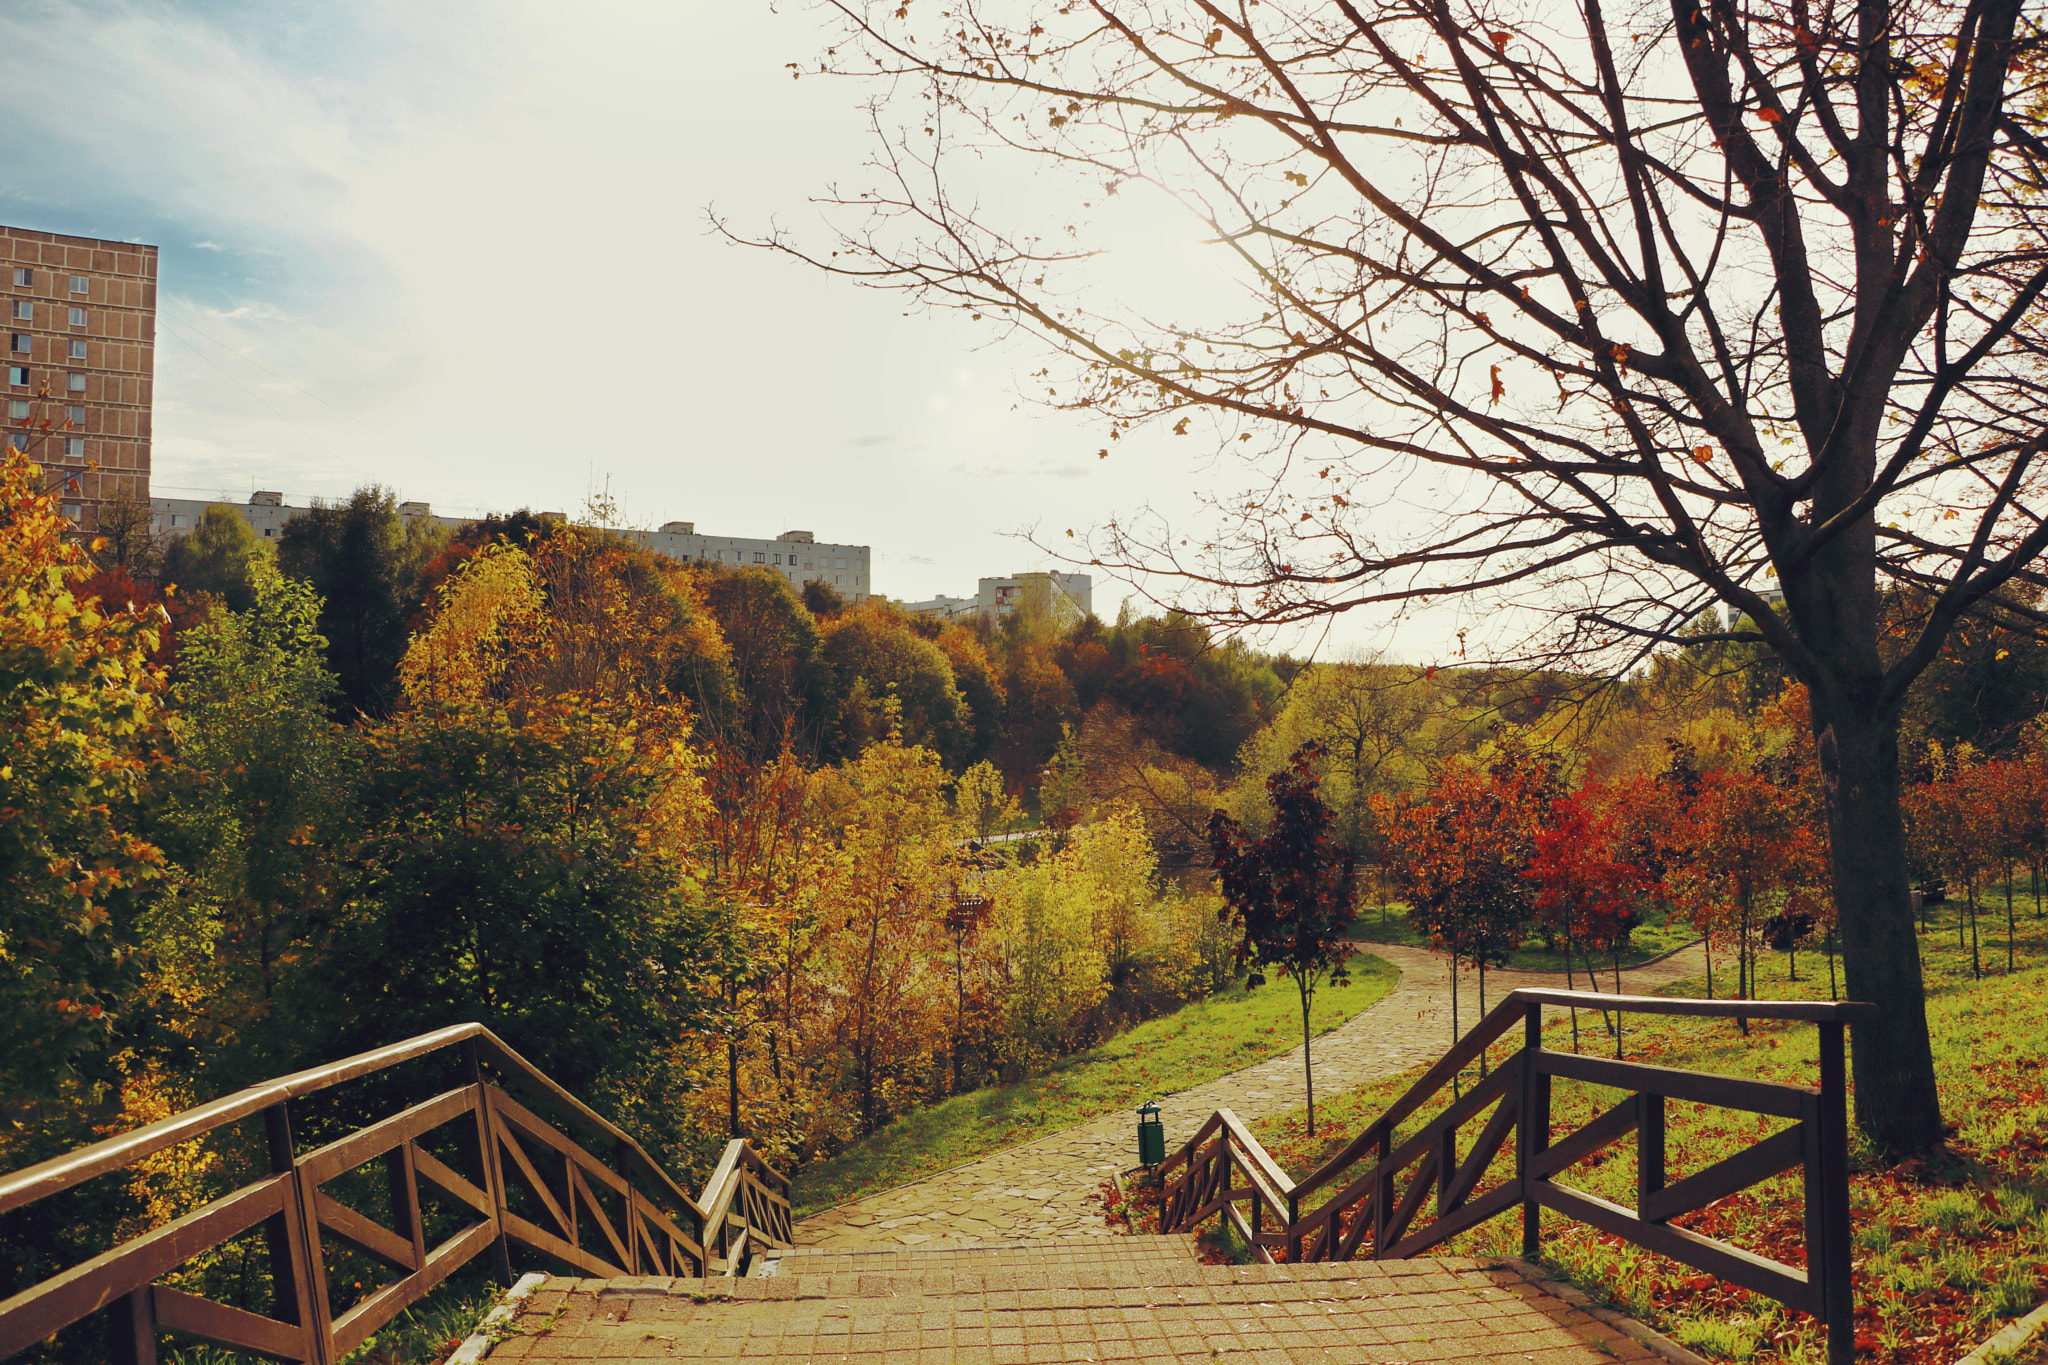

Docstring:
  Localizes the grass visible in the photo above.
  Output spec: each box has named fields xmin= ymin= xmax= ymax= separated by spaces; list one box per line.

xmin=1345 ymin=900 xmax=1697 ymax=973
xmin=1244 ymin=884 xmax=2048 ymax=1365
xmin=789 ymin=952 xmax=1399 ymax=1218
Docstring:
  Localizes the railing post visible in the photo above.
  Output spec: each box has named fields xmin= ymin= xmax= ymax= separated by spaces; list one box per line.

xmin=616 ymin=1139 xmax=639 ymax=1272
xmin=1637 ymin=1093 xmax=1666 ymax=1217
xmin=107 ymin=1287 xmax=155 ymax=1365
xmin=463 ymin=1041 xmax=515 ymax=1285
xmin=1518 ymin=1002 xmax=1543 ymax=1260
xmin=1372 ymin=1123 xmax=1392 ymax=1258
xmin=1816 ymin=1021 xmax=1854 ymax=1365
xmin=265 ymin=1101 xmax=328 ymax=1365
xmin=1285 ymin=1188 xmax=1301 ymax=1264
xmin=1436 ymin=1125 xmax=1455 ymax=1216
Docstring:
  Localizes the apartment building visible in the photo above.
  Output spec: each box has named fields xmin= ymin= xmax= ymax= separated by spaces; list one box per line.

xmin=149 ymin=493 xmax=873 ymax=602
xmin=902 ymin=572 xmax=1093 ymax=629
xmin=3 ymin=226 xmax=156 ymax=528
xmin=624 ymin=523 xmax=870 ymax=602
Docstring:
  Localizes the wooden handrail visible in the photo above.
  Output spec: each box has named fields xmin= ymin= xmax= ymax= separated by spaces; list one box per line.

xmin=1156 ymin=988 xmax=1868 ymax=1365
xmin=0 ymin=1025 xmax=791 ymax=1365
xmin=0 ymin=1023 xmax=484 ymax=1215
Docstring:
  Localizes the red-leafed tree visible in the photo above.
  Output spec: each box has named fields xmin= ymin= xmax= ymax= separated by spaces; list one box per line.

xmin=1375 ymin=732 xmax=1562 ymax=1048
xmin=1529 ymin=783 xmax=1655 ymax=1054
xmin=1209 ymin=740 xmax=1353 ymax=1135
xmin=1666 ymin=766 xmax=1830 ymax=1031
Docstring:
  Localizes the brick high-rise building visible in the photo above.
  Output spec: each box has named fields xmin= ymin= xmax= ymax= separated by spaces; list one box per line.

xmin=2 ymin=226 xmax=156 ymax=528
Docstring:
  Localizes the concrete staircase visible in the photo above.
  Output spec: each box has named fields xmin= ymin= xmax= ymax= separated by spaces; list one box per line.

xmin=488 ymin=1234 xmax=1669 ymax=1364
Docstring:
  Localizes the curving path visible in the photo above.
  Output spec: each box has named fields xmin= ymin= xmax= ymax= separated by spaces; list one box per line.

xmin=790 ymin=940 xmax=1708 ymax=1251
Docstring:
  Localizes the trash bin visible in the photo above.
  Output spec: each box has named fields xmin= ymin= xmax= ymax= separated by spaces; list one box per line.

xmin=1137 ymin=1100 xmax=1164 ymax=1167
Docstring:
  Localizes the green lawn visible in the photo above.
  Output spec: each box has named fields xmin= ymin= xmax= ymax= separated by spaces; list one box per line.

xmin=790 ymin=952 xmax=1400 ymax=1219
xmin=1248 ymin=886 xmax=2048 ymax=1365
xmin=1346 ymin=900 xmax=1697 ymax=973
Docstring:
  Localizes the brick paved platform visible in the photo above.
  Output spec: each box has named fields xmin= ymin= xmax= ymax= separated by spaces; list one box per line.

xmin=490 ymin=1237 xmax=1669 ymax=1364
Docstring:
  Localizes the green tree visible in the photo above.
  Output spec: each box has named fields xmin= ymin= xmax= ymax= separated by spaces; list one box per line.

xmin=148 ymin=563 xmax=346 ymax=1055
xmin=277 ymin=486 xmax=441 ymax=720
xmin=302 ymin=694 xmax=723 ymax=1098
xmin=700 ymin=565 xmax=832 ymax=762
xmin=822 ymin=603 xmax=974 ymax=767
xmin=159 ymin=503 xmax=264 ymax=614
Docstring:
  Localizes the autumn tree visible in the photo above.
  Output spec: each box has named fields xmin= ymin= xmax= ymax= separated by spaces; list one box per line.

xmin=0 ymin=448 xmax=171 ymax=1108
xmin=701 ymin=565 xmax=832 ymax=762
xmin=813 ymin=725 xmax=957 ymax=1130
xmin=955 ymin=758 xmax=1023 ymax=845
xmin=298 ymin=543 xmax=730 ymax=1155
xmin=1376 ymin=731 xmax=1562 ymax=1037
xmin=775 ymin=0 xmax=2048 ymax=1154
xmin=1209 ymin=740 xmax=1353 ymax=1134
xmin=1666 ymin=766 xmax=1831 ymax=1026
xmin=1529 ymin=781 xmax=1655 ymax=1054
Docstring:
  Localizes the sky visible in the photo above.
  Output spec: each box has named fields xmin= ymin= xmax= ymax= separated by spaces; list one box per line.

xmin=0 ymin=0 xmax=1412 ymax=656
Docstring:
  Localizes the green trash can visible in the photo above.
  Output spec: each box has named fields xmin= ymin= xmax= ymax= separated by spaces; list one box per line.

xmin=1137 ymin=1100 xmax=1165 ymax=1167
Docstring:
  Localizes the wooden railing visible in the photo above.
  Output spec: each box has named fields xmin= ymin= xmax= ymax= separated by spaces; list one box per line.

xmin=0 ymin=1024 xmax=793 ymax=1364
xmin=1159 ymin=988 xmax=1874 ymax=1365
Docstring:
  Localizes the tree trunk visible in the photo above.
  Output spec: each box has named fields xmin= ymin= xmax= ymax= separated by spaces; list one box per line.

xmin=1477 ymin=962 xmax=1487 ymax=1078
xmin=1300 ymin=977 xmax=1316 ymax=1137
xmin=2007 ymin=865 xmax=2017 ymax=974
xmin=1564 ymin=928 xmax=1580 ymax=1053
xmin=1811 ymin=700 xmax=1944 ymax=1154
xmin=1612 ymin=948 xmax=1623 ymax=1061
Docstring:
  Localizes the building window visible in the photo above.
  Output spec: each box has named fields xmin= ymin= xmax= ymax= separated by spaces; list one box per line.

xmin=63 ymin=437 xmax=84 ymax=460
xmin=68 ymin=340 xmax=86 ymax=361
xmin=9 ymin=335 xmax=27 ymax=354
xmin=754 ymin=552 xmax=766 ymax=562
xmin=7 ymin=433 xmax=27 ymax=453
xmin=61 ymin=503 xmax=81 ymax=522
xmin=65 ymin=405 xmax=84 ymax=425
xmin=68 ymin=308 xmax=84 ymax=327
xmin=170 ymin=514 xmax=186 ymax=528
xmin=10 ymin=268 xmax=29 ymax=287
xmin=66 ymin=372 xmax=84 ymax=393
xmin=11 ymin=301 xmax=28 ymax=321
xmin=7 ymin=367 xmax=27 ymax=386
xmin=69 ymin=276 xmax=89 ymax=295
xmin=8 ymin=400 xmax=26 ymax=419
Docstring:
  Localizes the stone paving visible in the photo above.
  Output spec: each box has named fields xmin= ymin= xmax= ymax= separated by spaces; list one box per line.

xmin=497 ymin=1239 xmax=1672 ymax=1364
xmin=791 ymin=941 xmax=1707 ymax=1251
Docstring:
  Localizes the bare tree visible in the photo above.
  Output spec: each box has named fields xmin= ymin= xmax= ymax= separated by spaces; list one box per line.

xmin=752 ymin=0 xmax=2048 ymax=1153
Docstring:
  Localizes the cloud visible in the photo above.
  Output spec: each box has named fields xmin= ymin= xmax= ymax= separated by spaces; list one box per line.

xmin=846 ymin=434 xmax=892 ymax=448
xmin=191 ymin=241 xmax=226 ymax=251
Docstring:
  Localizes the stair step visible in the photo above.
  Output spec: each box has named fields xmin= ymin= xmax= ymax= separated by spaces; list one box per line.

xmin=509 ymin=1251 xmax=1657 ymax=1365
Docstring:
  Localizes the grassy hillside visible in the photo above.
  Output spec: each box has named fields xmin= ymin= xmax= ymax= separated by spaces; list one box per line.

xmin=792 ymin=952 xmax=1399 ymax=1218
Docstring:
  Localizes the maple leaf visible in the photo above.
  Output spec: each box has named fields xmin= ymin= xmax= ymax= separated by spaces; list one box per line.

xmin=1489 ymin=364 xmax=1506 ymax=405
xmin=1757 ymin=106 xmax=1782 ymax=124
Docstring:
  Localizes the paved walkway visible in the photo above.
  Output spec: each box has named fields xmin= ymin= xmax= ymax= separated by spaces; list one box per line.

xmin=791 ymin=941 xmax=1707 ymax=1251
xmin=499 ymin=1238 xmax=1670 ymax=1364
